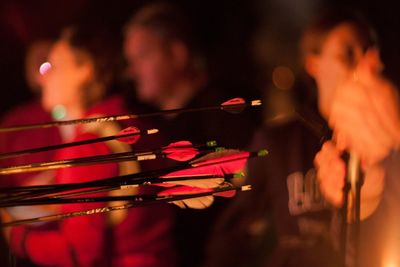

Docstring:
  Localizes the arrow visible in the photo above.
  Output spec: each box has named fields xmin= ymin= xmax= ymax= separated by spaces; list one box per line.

xmin=0 ymin=140 xmax=217 ymax=175
xmin=152 ymin=149 xmax=258 ymax=208
xmin=155 ymin=149 xmax=254 ymax=190
xmin=157 ymin=182 xmax=243 ymax=209
xmin=1 ymin=184 xmax=251 ymax=227
xmin=0 ymin=98 xmax=262 ymax=132
xmin=0 ymin=173 xmax=244 ymax=198
xmin=0 ymin=127 xmax=158 ymax=160
xmin=0 ymin=149 xmax=265 ymax=203
xmin=0 ymin=174 xmax=244 ymax=205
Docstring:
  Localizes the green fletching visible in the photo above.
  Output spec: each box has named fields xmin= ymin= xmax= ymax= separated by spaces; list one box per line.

xmin=257 ymin=149 xmax=268 ymax=157
xmin=233 ymin=172 xmax=245 ymax=178
xmin=206 ymin=140 xmax=217 ymax=147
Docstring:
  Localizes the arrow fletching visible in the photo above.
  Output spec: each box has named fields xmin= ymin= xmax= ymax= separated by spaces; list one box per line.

xmin=221 ymin=98 xmax=262 ymax=114
xmin=157 ymin=182 xmax=249 ymax=209
xmin=158 ymin=150 xmax=249 ymax=191
xmin=0 ymin=140 xmax=216 ymax=175
xmin=158 ymin=185 xmax=214 ymax=209
xmin=162 ymin=141 xmax=199 ymax=161
xmin=115 ymin=126 xmax=141 ymax=144
xmin=115 ymin=127 xmax=159 ymax=144
xmin=221 ymin=98 xmax=246 ymax=114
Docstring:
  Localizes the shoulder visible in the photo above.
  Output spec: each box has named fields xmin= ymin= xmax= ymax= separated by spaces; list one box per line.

xmin=1 ymin=99 xmax=50 ymax=126
xmin=87 ymin=95 xmax=128 ymax=116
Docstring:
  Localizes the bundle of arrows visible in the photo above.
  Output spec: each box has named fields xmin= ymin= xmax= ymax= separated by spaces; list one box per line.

xmin=0 ymin=98 xmax=266 ymax=227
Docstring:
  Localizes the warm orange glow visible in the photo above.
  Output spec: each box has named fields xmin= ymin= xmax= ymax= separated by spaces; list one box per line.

xmin=382 ymin=246 xmax=399 ymax=267
xmin=383 ymin=262 xmax=397 ymax=267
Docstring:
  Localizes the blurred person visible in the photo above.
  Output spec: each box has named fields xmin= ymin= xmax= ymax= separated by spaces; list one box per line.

xmin=124 ymin=2 xmax=207 ymax=111
xmin=0 ymin=38 xmax=61 ymax=267
xmin=0 ymin=39 xmax=61 ymax=188
xmin=123 ymin=2 xmax=256 ymax=147
xmin=205 ymin=9 xmax=376 ymax=267
xmin=315 ymin=48 xmax=400 ymax=266
xmin=3 ymin=24 xmax=175 ymax=267
xmin=123 ymin=2 xmax=258 ymax=267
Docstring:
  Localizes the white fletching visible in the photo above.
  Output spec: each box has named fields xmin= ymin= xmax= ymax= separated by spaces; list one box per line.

xmin=163 ymin=177 xmax=224 ymax=188
xmin=171 ymin=195 xmax=214 ymax=209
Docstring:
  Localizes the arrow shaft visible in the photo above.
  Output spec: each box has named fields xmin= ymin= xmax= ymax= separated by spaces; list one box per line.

xmin=0 ymin=99 xmax=261 ymax=132
xmin=0 ymin=173 xmax=235 ymax=203
xmin=0 ymin=143 xmax=218 ymax=175
xmin=1 ymin=185 xmax=250 ymax=227
xmin=0 ymin=132 xmax=141 ymax=160
xmin=0 ymin=150 xmax=261 ymax=203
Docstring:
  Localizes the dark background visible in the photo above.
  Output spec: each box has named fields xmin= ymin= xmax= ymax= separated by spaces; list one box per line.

xmin=1 ymin=0 xmax=399 ymax=118
xmin=0 ymin=0 xmax=399 ymax=265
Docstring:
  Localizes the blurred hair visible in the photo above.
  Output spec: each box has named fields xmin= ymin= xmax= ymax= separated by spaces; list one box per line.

xmin=124 ymin=2 xmax=206 ymax=74
xmin=61 ymin=24 xmax=121 ymax=93
xmin=125 ymin=2 xmax=194 ymax=48
xmin=300 ymin=9 xmax=378 ymax=63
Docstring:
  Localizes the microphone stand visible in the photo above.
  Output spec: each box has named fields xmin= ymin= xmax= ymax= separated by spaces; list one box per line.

xmin=340 ymin=152 xmax=364 ymax=267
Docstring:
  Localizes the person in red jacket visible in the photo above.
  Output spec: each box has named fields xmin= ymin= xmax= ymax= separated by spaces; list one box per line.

xmin=0 ymin=37 xmax=62 ymax=267
xmin=4 ymin=23 xmax=175 ymax=267
xmin=0 ymin=39 xmax=61 ymax=188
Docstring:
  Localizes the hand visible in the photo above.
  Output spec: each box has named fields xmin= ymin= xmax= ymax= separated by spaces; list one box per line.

xmin=315 ymin=141 xmax=385 ymax=219
xmin=314 ymin=141 xmax=346 ymax=207
xmin=329 ymin=48 xmax=400 ymax=165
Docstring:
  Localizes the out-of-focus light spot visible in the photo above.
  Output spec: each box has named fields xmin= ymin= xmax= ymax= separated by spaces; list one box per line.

xmin=39 ymin=62 xmax=51 ymax=75
xmin=52 ymin=105 xmax=66 ymax=120
xmin=382 ymin=252 xmax=399 ymax=267
xmin=383 ymin=260 xmax=398 ymax=267
xmin=272 ymin=66 xmax=295 ymax=90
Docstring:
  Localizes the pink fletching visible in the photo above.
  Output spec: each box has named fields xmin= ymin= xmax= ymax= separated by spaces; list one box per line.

xmin=158 ymin=185 xmax=236 ymax=198
xmin=165 ymin=148 xmax=199 ymax=161
xmin=221 ymin=97 xmax=245 ymax=106
xmin=214 ymin=190 xmax=237 ymax=198
xmin=221 ymin=98 xmax=246 ymax=114
xmin=163 ymin=140 xmax=193 ymax=149
xmin=162 ymin=151 xmax=249 ymax=178
xmin=116 ymin=126 xmax=140 ymax=144
xmin=163 ymin=141 xmax=199 ymax=161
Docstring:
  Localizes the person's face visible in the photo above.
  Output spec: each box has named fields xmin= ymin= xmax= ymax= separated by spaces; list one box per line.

xmin=41 ymin=40 xmax=91 ymax=113
xmin=124 ymin=26 xmax=180 ymax=104
xmin=308 ymin=23 xmax=365 ymax=119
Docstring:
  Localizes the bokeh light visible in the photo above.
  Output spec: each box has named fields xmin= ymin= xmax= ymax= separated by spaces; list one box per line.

xmin=39 ymin=62 xmax=51 ymax=75
xmin=272 ymin=66 xmax=295 ymax=90
xmin=51 ymin=104 xmax=66 ymax=120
